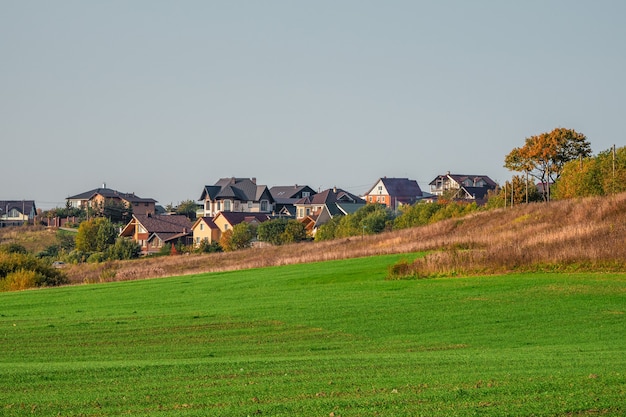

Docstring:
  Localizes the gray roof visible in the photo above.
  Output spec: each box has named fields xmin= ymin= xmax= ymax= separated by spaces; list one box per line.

xmin=367 ymin=177 xmax=423 ymax=197
xmin=0 ymin=200 xmax=37 ymax=215
xmin=294 ymin=188 xmax=365 ymax=206
xmin=67 ymin=187 xmax=156 ymax=203
xmin=200 ymin=178 xmax=274 ymax=203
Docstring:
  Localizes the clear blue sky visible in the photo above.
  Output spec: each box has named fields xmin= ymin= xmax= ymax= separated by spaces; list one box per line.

xmin=2 ymin=1 xmax=624 ymax=210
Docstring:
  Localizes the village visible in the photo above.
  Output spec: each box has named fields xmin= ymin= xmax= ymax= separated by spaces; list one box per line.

xmin=1 ymin=172 xmax=497 ymax=254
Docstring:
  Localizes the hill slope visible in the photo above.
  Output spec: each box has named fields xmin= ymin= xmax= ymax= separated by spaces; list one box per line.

xmin=64 ymin=192 xmax=626 ymax=283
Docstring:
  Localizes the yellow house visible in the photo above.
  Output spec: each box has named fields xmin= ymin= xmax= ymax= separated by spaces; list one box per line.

xmin=191 ymin=217 xmax=220 ymax=246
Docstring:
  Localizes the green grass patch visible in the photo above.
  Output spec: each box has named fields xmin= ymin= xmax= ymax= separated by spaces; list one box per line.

xmin=1 ymin=254 xmax=626 ymax=416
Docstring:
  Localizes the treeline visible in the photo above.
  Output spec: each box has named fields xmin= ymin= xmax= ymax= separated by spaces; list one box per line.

xmin=315 ymin=201 xmax=481 ymax=241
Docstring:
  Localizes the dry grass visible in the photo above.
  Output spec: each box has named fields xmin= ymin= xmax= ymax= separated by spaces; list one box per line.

xmin=53 ymin=192 xmax=626 ymax=283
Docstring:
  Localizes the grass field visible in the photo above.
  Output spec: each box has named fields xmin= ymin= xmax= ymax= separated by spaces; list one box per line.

xmin=1 ymin=253 xmax=625 ymax=416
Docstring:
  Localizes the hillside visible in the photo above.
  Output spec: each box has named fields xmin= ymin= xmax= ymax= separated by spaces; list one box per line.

xmin=59 ymin=192 xmax=626 ymax=284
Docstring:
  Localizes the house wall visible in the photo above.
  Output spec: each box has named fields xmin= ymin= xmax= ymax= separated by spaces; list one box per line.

xmin=204 ymin=198 xmax=273 ymax=217
xmin=193 ymin=221 xmax=220 ymax=245
xmin=130 ymin=201 xmax=155 ymax=216
xmin=212 ymin=216 xmax=233 ymax=234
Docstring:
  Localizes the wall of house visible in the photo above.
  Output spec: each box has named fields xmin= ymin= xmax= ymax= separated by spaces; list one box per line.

xmin=131 ymin=202 xmax=155 ymax=216
xmin=193 ymin=222 xmax=220 ymax=245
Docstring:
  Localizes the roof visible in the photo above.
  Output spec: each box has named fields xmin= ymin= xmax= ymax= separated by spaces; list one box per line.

xmin=294 ymin=188 xmax=365 ymax=205
xmin=215 ymin=212 xmax=271 ymax=226
xmin=365 ymin=177 xmax=423 ymax=197
xmin=461 ymin=186 xmax=491 ymax=200
xmin=67 ymin=187 xmax=156 ymax=204
xmin=0 ymin=200 xmax=37 ymax=215
xmin=270 ymin=185 xmax=315 ymax=198
xmin=191 ymin=216 xmax=219 ymax=230
xmin=124 ymin=214 xmax=193 ymax=235
xmin=429 ymin=174 xmax=497 ymax=188
xmin=200 ymin=178 xmax=274 ymax=203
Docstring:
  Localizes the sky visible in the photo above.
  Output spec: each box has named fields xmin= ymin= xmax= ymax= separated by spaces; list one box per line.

xmin=2 ymin=1 xmax=625 ymax=210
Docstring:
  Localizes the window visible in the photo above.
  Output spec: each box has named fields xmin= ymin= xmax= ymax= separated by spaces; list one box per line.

xmin=224 ymin=200 xmax=231 ymax=211
xmin=248 ymin=201 xmax=253 ymax=208
xmin=302 ymin=191 xmax=310 ymax=197
xmin=217 ymin=201 xmax=221 ymax=211
xmin=9 ymin=208 xmax=20 ymax=218
xmin=306 ymin=208 xmax=310 ymax=216
xmin=224 ymin=224 xmax=229 ymax=230
xmin=200 ymin=223 xmax=204 ymax=231
xmin=261 ymin=200 xmax=268 ymax=211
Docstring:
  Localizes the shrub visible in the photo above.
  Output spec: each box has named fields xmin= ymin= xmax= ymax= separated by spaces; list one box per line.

xmin=0 ymin=243 xmax=29 ymax=254
xmin=0 ymin=252 xmax=68 ymax=291
xmin=0 ymin=269 xmax=39 ymax=291
xmin=107 ymin=238 xmax=141 ymax=260
xmin=386 ymin=259 xmax=415 ymax=280
xmin=196 ymin=239 xmax=223 ymax=253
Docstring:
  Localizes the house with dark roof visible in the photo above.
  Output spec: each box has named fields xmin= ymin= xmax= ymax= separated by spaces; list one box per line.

xmin=294 ymin=187 xmax=365 ymax=236
xmin=269 ymin=184 xmax=317 ymax=217
xmin=200 ymin=177 xmax=275 ymax=217
xmin=191 ymin=217 xmax=220 ymax=246
xmin=66 ymin=184 xmax=157 ymax=217
xmin=429 ymin=172 xmax=497 ymax=204
xmin=0 ymin=200 xmax=37 ymax=227
xmin=119 ymin=214 xmax=193 ymax=254
xmin=363 ymin=177 xmax=423 ymax=210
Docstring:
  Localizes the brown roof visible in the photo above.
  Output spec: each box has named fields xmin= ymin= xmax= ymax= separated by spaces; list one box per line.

xmin=129 ymin=214 xmax=193 ymax=234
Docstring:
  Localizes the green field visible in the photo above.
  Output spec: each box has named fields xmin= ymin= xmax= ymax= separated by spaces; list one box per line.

xmin=1 ymin=254 xmax=625 ymax=416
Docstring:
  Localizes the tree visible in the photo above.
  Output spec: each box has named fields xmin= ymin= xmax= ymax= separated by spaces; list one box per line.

xmin=552 ymin=146 xmax=626 ymax=199
xmin=75 ymin=218 xmax=117 ymax=253
xmin=107 ymin=237 xmax=141 ymax=260
xmin=100 ymin=199 xmax=132 ymax=224
xmin=220 ymin=222 xmax=255 ymax=251
xmin=485 ymin=175 xmax=542 ymax=208
xmin=281 ymin=220 xmax=307 ymax=244
xmin=257 ymin=219 xmax=289 ymax=245
xmin=257 ymin=219 xmax=307 ymax=245
xmin=176 ymin=200 xmax=199 ymax=220
xmin=504 ymin=128 xmax=591 ymax=201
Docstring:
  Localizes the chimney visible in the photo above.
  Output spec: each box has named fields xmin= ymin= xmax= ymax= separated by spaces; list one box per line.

xmin=333 ymin=186 xmax=337 ymax=193
xmin=252 ymin=177 xmax=257 ymax=184
xmin=102 ymin=182 xmax=106 ymax=189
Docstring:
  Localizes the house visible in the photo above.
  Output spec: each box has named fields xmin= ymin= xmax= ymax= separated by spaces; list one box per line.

xmin=294 ymin=187 xmax=366 ymax=236
xmin=212 ymin=212 xmax=272 ymax=235
xmin=66 ymin=184 xmax=157 ymax=217
xmin=119 ymin=214 xmax=193 ymax=254
xmin=191 ymin=217 xmax=220 ymax=246
xmin=199 ymin=177 xmax=275 ymax=217
xmin=0 ymin=200 xmax=37 ymax=227
xmin=363 ymin=177 xmax=423 ymax=210
xmin=269 ymin=184 xmax=317 ymax=217
xmin=429 ymin=172 xmax=497 ymax=204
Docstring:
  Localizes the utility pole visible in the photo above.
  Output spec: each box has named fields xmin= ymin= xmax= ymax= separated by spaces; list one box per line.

xmin=613 ymin=144 xmax=616 ymax=195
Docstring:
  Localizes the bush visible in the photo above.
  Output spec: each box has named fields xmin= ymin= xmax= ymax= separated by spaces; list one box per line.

xmin=196 ymin=239 xmax=223 ymax=253
xmin=0 ymin=252 xmax=68 ymax=291
xmin=107 ymin=238 xmax=141 ymax=260
xmin=0 ymin=243 xmax=29 ymax=255
xmin=0 ymin=269 xmax=39 ymax=291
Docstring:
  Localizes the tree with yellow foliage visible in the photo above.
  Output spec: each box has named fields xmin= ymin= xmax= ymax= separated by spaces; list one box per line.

xmin=504 ymin=128 xmax=591 ymax=201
